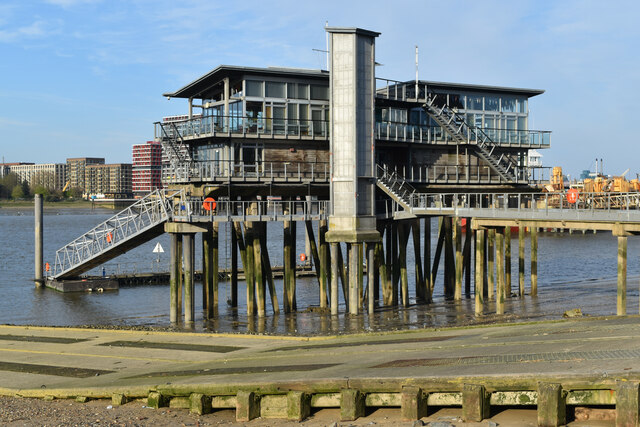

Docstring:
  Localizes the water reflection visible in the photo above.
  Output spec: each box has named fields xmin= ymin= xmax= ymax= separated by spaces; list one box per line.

xmin=2 ymin=207 xmax=640 ymax=335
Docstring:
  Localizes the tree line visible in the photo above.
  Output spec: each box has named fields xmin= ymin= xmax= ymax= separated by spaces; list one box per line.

xmin=0 ymin=172 xmax=82 ymax=201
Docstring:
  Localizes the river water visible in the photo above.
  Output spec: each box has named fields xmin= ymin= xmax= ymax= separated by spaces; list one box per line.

xmin=1 ymin=206 xmax=639 ymax=335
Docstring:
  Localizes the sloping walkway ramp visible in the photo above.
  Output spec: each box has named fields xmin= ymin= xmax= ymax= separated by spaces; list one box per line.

xmin=52 ymin=190 xmax=181 ymax=280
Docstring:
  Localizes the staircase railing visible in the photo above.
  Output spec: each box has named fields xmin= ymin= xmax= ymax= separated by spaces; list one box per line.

xmin=53 ymin=189 xmax=183 ymax=279
xmin=375 ymin=165 xmax=417 ymax=210
xmin=157 ymin=122 xmax=194 ymax=182
xmin=423 ymin=95 xmax=519 ymax=182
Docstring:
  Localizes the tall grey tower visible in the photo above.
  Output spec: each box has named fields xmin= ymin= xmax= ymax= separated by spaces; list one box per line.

xmin=325 ymin=27 xmax=381 ymax=315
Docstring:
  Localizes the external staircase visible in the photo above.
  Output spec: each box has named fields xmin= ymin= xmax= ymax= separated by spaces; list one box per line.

xmin=376 ymin=165 xmax=417 ymax=211
xmin=52 ymin=189 xmax=182 ymax=280
xmin=156 ymin=121 xmax=194 ymax=181
xmin=423 ymin=95 xmax=519 ymax=183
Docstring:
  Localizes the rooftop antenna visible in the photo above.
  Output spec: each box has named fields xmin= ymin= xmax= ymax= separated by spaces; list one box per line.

xmin=312 ymin=22 xmax=330 ymax=71
xmin=415 ymin=45 xmax=419 ymax=99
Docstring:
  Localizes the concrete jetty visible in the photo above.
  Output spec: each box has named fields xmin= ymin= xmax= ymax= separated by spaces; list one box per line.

xmin=1 ymin=316 xmax=639 ymax=424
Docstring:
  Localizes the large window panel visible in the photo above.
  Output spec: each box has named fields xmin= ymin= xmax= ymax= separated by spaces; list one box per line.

xmin=501 ymin=96 xmax=516 ymax=113
xmin=246 ymin=80 xmax=263 ymax=97
xmin=266 ymin=82 xmax=285 ymax=98
xmin=485 ymin=96 xmax=499 ymax=111
xmin=310 ymin=84 xmax=329 ymax=100
xmin=467 ymin=95 xmax=483 ymax=111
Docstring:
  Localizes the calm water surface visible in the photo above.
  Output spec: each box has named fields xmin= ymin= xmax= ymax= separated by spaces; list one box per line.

xmin=0 ymin=205 xmax=638 ymax=335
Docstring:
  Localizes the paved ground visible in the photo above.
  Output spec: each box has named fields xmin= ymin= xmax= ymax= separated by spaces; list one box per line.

xmin=1 ymin=315 xmax=639 ymax=392
xmin=0 ymin=316 xmax=639 ymax=425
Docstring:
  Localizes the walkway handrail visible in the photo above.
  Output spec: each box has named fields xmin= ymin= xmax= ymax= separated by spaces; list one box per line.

xmin=53 ymin=189 xmax=183 ymax=279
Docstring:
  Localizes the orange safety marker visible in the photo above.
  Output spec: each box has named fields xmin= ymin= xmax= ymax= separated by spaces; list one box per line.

xmin=566 ymin=188 xmax=579 ymax=204
xmin=299 ymin=253 xmax=307 ymax=262
xmin=106 ymin=232 xmax=113 ymax=243
xmin=203 ymin=197 xmax=217 ymax=211
xmin=45 ymin=262 xmax=50 ymax=272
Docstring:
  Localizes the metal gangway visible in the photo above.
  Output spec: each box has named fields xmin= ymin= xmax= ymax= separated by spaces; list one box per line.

xmin=52 ymin=189 xmax=183 ymax=280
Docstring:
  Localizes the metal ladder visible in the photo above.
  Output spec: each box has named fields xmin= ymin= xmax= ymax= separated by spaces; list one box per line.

xmin=423 ymin=95 xmax=519 ymax=183
xmin=375 ymin=165 xmax=416 ymax=211
xmin=52 ymin=189 xmax=183 ymax=280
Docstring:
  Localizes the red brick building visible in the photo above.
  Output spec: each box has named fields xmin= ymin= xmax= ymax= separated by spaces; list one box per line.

xmin=132 ymin=141 xmax=163 ymax=197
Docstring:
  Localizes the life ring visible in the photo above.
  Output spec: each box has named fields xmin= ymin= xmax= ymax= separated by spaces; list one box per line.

xmin=203 ymin=197 xmax=217 ymax=211
xmin=566 ymin=188 xmax=579 ymax=204
xmin=106 ymin=232 xmax=113 ymax=243
xmin=299 ymin=253 xmax=307 ymax=262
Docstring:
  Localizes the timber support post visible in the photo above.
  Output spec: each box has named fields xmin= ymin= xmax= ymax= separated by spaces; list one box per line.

xmin=475 ymin=228 xmax=485 ymax=316
xmin=505 ymin=225 xmax=512 ymax=296
xmin=531 ymin=224 xmax=538 ymax=296
xmin=487 ymin=228 xmax=495 ymax=301
xmin=183 ymin=233 xmax=195 ymax=323
xmin=496 ymin=227 xmax=505 ymax=315
xmin=35 ymin=194 xmax=43 ymax=287
xmin=230 ymin=223 xmax=238 ymax=308
xmin=454 ymin=216 xmax=463 ymax=300
xmin=519 ymin=225 xmax=525 ymax=296
xmin=617 ymin=234 xmax=628 ymax=315
xmin=330 ymin=243 xmax=339 ymax=315
xmin=424 ymin=217 xmax=433 ymax=302
xmin=367 ymin=242 xmax=375 ymax=315
xmin=169 ymin=233 xmax=180 ymax=323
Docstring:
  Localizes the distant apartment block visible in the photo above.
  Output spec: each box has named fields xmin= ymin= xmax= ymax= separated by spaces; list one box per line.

xmin=1 ymin=162 xmax=67 ymax=190
xmin=132 ymin=141 xmax=163 ymax=197
xmin=66 ymin=157 xmax=105 ymax=191
xmin=84 ymin=163 xmax=133 ymax=198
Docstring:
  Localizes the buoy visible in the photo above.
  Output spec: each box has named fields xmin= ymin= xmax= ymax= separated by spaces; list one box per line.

xmin=45 ymin=262 xmax=50 ymax=272
xmin=567 ymin=188 xmax=579 ymax=204
xmin=203 ymin=197 xmax=217 ymax=211
xmin=299 ymin=253 xmax=307 ymax=262
xmin=106 ymin=232 xmax=113 ymax=243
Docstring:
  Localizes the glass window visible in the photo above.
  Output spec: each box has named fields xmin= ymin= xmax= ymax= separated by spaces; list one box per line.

xmin=246 ymin=80 xmax=263 ymax=97
xmin=310 ymin=84 xmax=329 ymax=100
xmin=287 ymin=83 xmax=308 ymax=100
xmin=467 ymin=95 xmax=483 ymax=110
xmin=485 ymin=96 xmax=499 ymax=111
xmin=265 ymin=82 xmax=285 ymax=98
xmin=447 ymin=93 xmax=464 ymax=109
xmin=518 ymin=98 xmax=527 ymax=113
xmin=518 ymin=116 xmax=527 ymax=130
xmin=287 ymin=103 xmax=298 ymax=121
xmin=507 ymin=117 xmax=516 ymax=130
xmin=501 ymin=96 xmax=516 ymax=113
xmin=484 ymin=116 xmax=495 ymax=129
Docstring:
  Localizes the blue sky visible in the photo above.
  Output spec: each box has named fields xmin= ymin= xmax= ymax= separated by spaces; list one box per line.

xmin=0 ymin=0 xmax=638 ymax=179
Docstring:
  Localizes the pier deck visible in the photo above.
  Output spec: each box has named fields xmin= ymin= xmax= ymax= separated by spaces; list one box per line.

xmin=1 ymin=316 xmax=640 ymax=424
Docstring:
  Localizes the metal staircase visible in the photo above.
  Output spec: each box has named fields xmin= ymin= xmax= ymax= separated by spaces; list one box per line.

xmin=157 ymin=121 xmax=194 ymax=182
xmin=423 ymin=95 xmax=519 ymax=182
xmin=376 ymin=165 xmax=416 ymax=211
xmin=52 ymin=189 xmax=183 ymax=280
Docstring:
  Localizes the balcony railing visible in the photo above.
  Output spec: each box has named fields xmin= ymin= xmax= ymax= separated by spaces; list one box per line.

xmin=378 ymin=163 xmax=552 ymax=185
xmin=162 ymin=160 xmax=329 ymax=184
xmin=172 ymin=197 xmax=329 ymax=223
xmin=376 ymin=122 xmax=550 ymax=147
xmin=155 ymin=113 xmax=549 ymax=148
xmin=155 ymin=115 xmax=330 ymax=141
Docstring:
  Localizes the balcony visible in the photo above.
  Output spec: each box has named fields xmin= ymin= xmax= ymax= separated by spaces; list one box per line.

xmin=162 ymin=160 xmax=329 ymax=184
xmin=376 ymin=122 xmax=551 ymax=148
xmin=155 ymin=116 xmax=329 ymax=142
